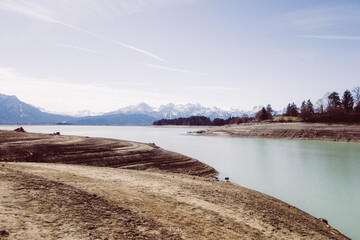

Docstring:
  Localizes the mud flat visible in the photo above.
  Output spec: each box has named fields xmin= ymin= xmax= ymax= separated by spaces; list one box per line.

xmin=0 ymin=130 xmax=216 ymax=177
xmin=0 ymin=130 xmax=349 ymax=239
xmin=199 ymin=122 xmax=360 ymax=143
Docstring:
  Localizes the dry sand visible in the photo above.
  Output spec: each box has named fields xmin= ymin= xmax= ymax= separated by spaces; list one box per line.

xmin=0 ymin=163 xmax=348 ymax=240
xmin=199 ymin=122 xmax=360 ymax=143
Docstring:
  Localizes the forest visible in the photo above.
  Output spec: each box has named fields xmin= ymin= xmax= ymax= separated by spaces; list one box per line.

xmin=280 ymin=87 xmax=360 ymax=122
xmin=152 ymin=116 xmax=247 ymax=126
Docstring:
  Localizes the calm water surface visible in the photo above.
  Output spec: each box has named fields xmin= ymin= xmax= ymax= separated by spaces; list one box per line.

xmin=1 ymin=125 xmax=360 ymax=239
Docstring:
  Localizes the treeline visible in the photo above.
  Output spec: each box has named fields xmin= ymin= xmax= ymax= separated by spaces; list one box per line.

xmin=154 ymin=86 xmax=360 ymax=126
xmin=281 ymin=87 xmax=360 ymax=122
xmin=153 ymin=115 xmax=253 ymax=126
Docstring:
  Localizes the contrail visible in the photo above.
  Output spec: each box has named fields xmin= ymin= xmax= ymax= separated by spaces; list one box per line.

xmin=0 ymin=1 xmax=166 ymax=62
xmin=302 ymin=35 xmax=360 ymax=40
xmin=137 ymin=62 xmax=207 ymax=75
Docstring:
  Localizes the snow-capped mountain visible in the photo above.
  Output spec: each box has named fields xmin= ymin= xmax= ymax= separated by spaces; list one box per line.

xmin=45 ymin=109 xmax=103 ymax=117
xmin=110 ymin=102 xmax=155 ymax=115
xmin=0 ymin=93 xmax=74 ymax=124
xmin=0 ymin=92 xmax=278 ymax=125
xmin=155 ymin=103 xmax=232 ymax=120
xmin=0 ymin=94 xmax=156 ymax=125
xmin=111 ymin=102 xmax=264 ymax=120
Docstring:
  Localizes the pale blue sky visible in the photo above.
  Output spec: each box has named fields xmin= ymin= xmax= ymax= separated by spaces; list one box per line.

xmin=1 ymin=0 xmax=360 ymax=114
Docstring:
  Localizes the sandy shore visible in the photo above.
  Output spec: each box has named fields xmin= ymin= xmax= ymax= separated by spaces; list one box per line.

xmin=0 ymin=163 xmax=348 ymax=240
xmin=199 ymin=122 xmax=360 ymax=143
xmin=0 ymin=130 xmax=349 ymax=239
xmin=0 ymin=130 xmax=216 ymax=177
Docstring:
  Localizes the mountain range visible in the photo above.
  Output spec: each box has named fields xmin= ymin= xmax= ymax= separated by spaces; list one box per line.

xmin=0 ymin=93 xmax=281 ymax=125
xmin=108 ymin=102 xmax=266 ymax=120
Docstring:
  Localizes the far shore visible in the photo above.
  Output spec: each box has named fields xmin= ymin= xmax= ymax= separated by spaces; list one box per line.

xmin=197 ymin=122 xmax=360 ymax=143
xmin=151 ymin=125 xmax=214 ymax=128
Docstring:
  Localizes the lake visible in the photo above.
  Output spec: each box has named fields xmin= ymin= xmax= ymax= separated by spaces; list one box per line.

xmin=1 ymin=125 xmax=359 ymax=239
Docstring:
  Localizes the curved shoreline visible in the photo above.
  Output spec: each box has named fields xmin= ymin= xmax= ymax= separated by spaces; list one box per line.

xmin=0 ymin=130 xmax=217 ymax=177
xmin=0 ymin=130 xmax=349 ymax=239
xmin=198 ymin=122 xmax=360 ymax=143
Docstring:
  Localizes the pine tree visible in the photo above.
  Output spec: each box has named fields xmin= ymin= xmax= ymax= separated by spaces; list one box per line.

xmin=284 ymin=103 xmax=298 ymax=117
xmin=328 ymin=92 xmax=341 ymax=109
xmin=256 ymin=106 xmax=273 ymax=121
xmin=342 ymin=89 xmax=354 ymax=112
xmin=300 ymin=101 xmax=306 ymax=112
xmin=284 ymin=103 xmax=291 ymax=116
xmin=307 ymin=100 xmax=314 ymax=113
xmin=300 ymin=100 xmax=314 ymax=121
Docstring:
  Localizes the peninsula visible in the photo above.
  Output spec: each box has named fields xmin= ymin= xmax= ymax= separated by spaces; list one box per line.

xmin=198 ymin=122 xmax=360 ymax=143
xmin=0 ymin=130 xmax=349 ymax=239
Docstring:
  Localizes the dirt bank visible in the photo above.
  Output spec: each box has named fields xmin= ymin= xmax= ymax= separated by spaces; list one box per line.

xmin=0 ymin=130 xmax=216 ymax=177
xmin=0 ymin=129 xmax=350 ymax=239
xmin=199 ymin=122 xmax=360 ymax=142
xmin=0 ymin=163 xmax=348 ymax=239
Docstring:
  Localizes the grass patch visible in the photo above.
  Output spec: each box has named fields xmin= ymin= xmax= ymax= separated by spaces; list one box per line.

xmin=273 ymin=116 xmax=301 ymax=122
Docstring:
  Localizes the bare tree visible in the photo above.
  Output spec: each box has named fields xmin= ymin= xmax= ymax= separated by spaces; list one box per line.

xmin=315 ymin=92 xmax=330 ymax=113
xmin=352 ymin=86 xmax=360 ymax=105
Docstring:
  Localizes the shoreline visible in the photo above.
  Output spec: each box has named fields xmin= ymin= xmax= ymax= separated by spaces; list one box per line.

xmin=0 ymin=129 xmax=350 ymax=239
xmin=198 ymin=122 xmax=360 ymax=143
xmin=0 ymin=130 xmax=217 ymax=177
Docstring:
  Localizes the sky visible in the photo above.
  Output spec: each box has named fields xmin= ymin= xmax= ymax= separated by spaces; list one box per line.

xmin=1 ymin=0 xmax=360 ymax=114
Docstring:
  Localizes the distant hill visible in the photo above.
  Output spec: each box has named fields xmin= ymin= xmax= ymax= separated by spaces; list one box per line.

xmin=0 ymin=93 xmax=74 ymax=124
xmin=0 ymin=93 xmax=156 ymax=125
xmin=0 ymin=93 xmax=282 ymax=125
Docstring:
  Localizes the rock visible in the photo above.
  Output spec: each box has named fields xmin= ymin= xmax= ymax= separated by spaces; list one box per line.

xmin=13 ymin=127 xmax=26 ymax=133
xmin=319 ymin=218 xmax=328 ymax=224
xmin=0 ymin=230 xmax=9 ymax=236
xmin=149 ymin=143 xmax=159 ymax=148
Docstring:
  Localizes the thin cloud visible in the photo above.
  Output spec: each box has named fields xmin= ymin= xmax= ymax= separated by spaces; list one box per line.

xmin=282 ymin=3 xmax=360 ymax=30
xmin=0 ymin=0 xmax=166 ymax=62
xmin=137 ymin=62 xmax=207 ymax=75
xmin=0 ymin=66 xmax=164 ymax=98
xmin=302 ymin=35 xmax=360 ymax=40
xmin=102 ymin=39 xmax=166 ymax=62
xmin=204 ymin=86 xmax=251 ymax=92
xmin=55 ymin=44 xmax=111 ymax=56
xmin=0 ymin=65 xmax=171 ymax=112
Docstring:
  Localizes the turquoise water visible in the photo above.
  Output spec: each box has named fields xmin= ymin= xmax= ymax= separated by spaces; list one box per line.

xmin=1 ymin=125 xmax=359 ymax=239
